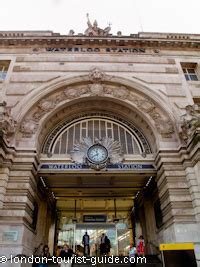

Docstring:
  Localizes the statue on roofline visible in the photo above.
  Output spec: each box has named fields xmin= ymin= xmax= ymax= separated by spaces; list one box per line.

xmin=84 ymin=13 xmax=111 ymax=36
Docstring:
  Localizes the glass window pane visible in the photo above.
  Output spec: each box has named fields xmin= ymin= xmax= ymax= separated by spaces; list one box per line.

xmin=88 ymin=120 xmax=93 ymax=140
xmin=52 ymin=118 xmax=146 ymax=155
xmin=82 ymin=129 xmax=86 ymax=138
xmin=75 ymin=124 xmax=80 ymax=142
xmin=107 ymin=129 xmax=112 ymax=138
xmin=67 ymin=127 xmax=74 ymax=153
xmin=101 ymin=120 xmax=106 ymax=139
xmin=185 ymin=74 xmax=189 ymax=81
xmin=190 ymin=75 xmax=198 ymax=81
xmin=82 ymin=122 xmax=86 ymax=128
xmin=126 ymin=132 xmax=133 ymax=154
xmin=94 ymin=120 xmax=100 ymax=139
xmin=107 ymin=122 xmax=111 ymax=128
xmin=119 ymin=128 xmax=126 ymax=153
xmin=113 ymin=124 xmax=119 ymax=141
xmin=61 ymin=132 xmax=67 ymax=153
xmin=54 ymin=140 xmax=60 ymax=153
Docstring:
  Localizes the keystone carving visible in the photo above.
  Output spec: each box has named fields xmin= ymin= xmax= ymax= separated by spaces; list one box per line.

xmin=89 ymin=68 xmax=106 ymax=83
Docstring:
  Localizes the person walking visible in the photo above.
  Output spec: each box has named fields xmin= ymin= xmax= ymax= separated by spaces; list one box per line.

xmin=129 ymin=243 xmax=137 ymax=267
xmin=38 ymin=245 xmax=51 ymax=267
xmin=59 ymin=244 xmax=74 ymax=267
xmin=136 ymin=235 xmax=145 ymax=256
xmin=100 ymin=233 xmax=109 ymax=256
xmin=82 ymin=231 xmax=90 ymax=256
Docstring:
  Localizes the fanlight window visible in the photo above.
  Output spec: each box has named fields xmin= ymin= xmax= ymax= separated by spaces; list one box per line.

xmin=51 ymin=118 xmax=148 ymax=155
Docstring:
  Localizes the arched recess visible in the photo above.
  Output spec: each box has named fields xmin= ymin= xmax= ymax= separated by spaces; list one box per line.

xmin=42 ymin=104 xmax=152 ymax=156
xmin=13 ymin=70 xmax=179 ymax=152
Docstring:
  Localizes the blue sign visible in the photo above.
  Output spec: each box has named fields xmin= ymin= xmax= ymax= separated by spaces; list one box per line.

xmin=39 ymin=163 xmax=155 ymax=170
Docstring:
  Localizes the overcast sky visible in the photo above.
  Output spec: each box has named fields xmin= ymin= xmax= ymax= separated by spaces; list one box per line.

xmin=0 ymin=0 xmax=199 ymax=35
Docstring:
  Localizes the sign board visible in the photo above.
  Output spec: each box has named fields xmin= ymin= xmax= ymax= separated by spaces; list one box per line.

xmin=3 ymin=231 xmax=18 ymax=242
xmin=160 ymin=243 xmax=197 ymax=267
xmin=40 ymin=163 xmax=155 ymax=171
xmin=83 ymin=215 xmax=107 ymax=223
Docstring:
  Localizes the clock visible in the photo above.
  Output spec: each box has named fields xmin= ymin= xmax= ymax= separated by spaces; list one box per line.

xmin=87 ymin=144 xmax=108 ymax=164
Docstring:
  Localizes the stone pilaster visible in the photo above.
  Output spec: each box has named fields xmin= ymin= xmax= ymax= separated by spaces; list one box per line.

xmin=0 ymin=153 xmax=41 ymax=262
xmin=0 ymin=167 xmax=9 ymax=209
xmin=155 ymin=150 xmax=200 ymax=265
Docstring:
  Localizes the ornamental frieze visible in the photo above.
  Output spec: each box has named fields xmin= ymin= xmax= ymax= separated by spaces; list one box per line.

xmin=19 ymin=72 xmax=175 ymax=138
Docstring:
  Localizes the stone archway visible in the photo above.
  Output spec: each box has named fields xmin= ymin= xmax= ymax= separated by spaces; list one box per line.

xmin=12 ymin=69 xmax=178 ymax=152
xmin=1 ymin=69 xmax=199 ymax=262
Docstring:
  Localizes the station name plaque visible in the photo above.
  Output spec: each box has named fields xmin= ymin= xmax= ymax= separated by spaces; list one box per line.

xmin=40 ymin=163 xmax=155 ymax=171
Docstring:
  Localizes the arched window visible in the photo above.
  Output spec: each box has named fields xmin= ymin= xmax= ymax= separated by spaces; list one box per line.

xmin=44 ymin=114 xmax=151 ymax=155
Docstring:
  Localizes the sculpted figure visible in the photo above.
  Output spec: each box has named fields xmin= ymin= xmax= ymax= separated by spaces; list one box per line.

xmin=84 ymin=13 xmax=111 ymax=36
xmin=180 ymin=105 xmax=200 ymax=141
xmin=0 ymin=102 xmax=16 ymax=136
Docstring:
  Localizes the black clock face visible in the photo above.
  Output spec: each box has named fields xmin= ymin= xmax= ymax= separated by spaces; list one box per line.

xmin=87 ymin=144 xmax=108 ymax=164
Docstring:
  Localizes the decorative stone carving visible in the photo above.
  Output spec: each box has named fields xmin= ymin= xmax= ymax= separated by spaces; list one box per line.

xmin=135 ymin=99 xmax=155 ymax=113
xmin=32 ymin=99 xmax=56 ymax=122
xmin=0 ymin=102 xmax=16 ymax=137
xmin=68 ymin=29 xmax=75 ymax=36
xmin=112 ymin=86 xmax=130 ymax=100
xmin=19 ymin=80 xmax=174 ymax=139
xmin=89 ymin=83 xmax=104 ymax=96
xmin=155 ymin=120 xmax=174 ymax=137
xmin=64 ymin=87 xmax=81 ymax=99
xmin=89 ymin=68 xmax=105 ymax=83
xmin=20 ymin=119 xmax=37 ymax=136
xmin=84 ymin=13 xmax=111 ymax=37
xmin=148 ymin=107 xmax=174 ymax=137
xmin=179 ymin=105 xmax=200 ymax=142
xmin=38 ymin=99 xmax=56 ymax=112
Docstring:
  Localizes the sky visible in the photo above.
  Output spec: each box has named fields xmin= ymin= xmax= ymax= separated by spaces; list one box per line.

xmin=0 ymin=0 xmax=199 ymax=35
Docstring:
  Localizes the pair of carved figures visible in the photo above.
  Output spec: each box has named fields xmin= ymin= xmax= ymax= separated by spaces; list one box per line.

xmin=84 ymin=14 xmax=111 ymax=36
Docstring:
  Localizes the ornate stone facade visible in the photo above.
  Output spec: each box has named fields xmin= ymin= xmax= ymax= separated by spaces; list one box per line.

xmin=0 ymin=29 xmax=200 ymax=266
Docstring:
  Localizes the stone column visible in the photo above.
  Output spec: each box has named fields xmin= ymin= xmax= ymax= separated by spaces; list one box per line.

xmin=143 ymin=197 xmax=158 ymax=254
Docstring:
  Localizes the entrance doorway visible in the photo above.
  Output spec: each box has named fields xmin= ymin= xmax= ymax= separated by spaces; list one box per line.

xmin=75 ymin=223 xmax=117 ymax=256
xmin=57 ymin=221 xmax=131 ymax=256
